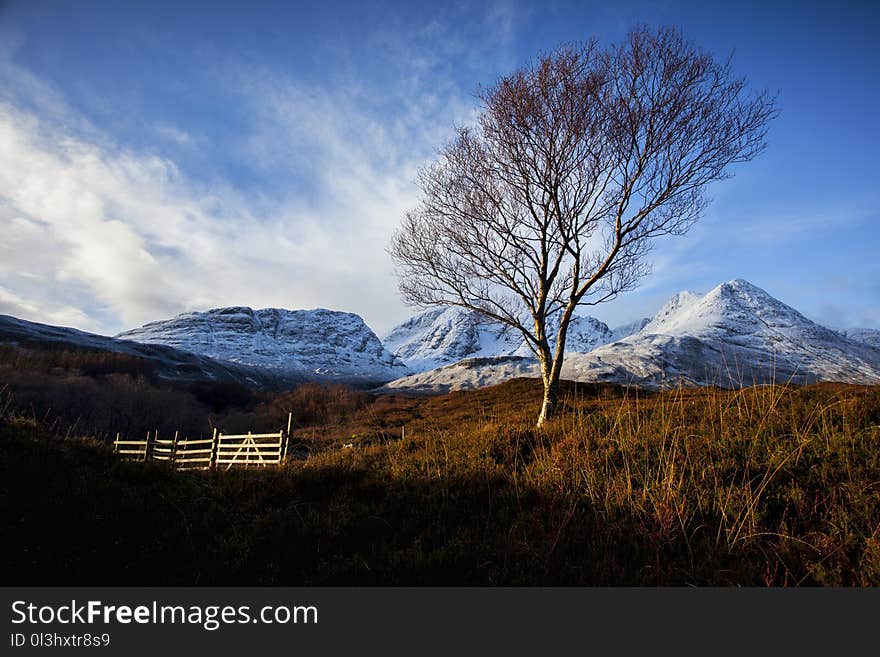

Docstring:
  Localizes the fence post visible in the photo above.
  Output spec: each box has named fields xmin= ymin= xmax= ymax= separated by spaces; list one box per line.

xmin=282 ymin=412 xmax=292 ymax=462
xmin=144 ymin=430 xmax=153 ymax=462
xmin=114 ymin=432 xmax=120 ymax=453
xmin=210 ymin=428 xmax=218 ymax=470
xmin=402 ymin=425 xmax=405 ymax=441
xmin=171 ymin=430 xmax=179 ymax=467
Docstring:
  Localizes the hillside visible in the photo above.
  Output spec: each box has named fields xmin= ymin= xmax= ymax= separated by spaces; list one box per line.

xmin=118 ymin=307 xmax=409 ymax=385
xmin=565 ymin=279 xmax=880 ymax=387
xmin=0 ymin=313 xmax=271 ymax=387
xmin=3 ymin=379 xmax=879 ymax=585
xmin=4 ymin=279 xmax=879 ymax=396
xmin=382 ymin=306 xmax=637 ymax=372
xmin=839 ymin=328 xmax=880 ymax=349
xmin=381 ymin=280 xmax=880 ymax=393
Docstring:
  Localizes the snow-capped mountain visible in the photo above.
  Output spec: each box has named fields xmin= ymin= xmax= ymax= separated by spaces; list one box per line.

xmin=553 ymin=314 xmax=616 ymax=353
xmin=383 ymin=306 xmax=630 ymax=372
xmin=379 ymin=279 xmax=880 ymax=393
xmin=609 ymin=317 xmax=650 ymax=342
xmin=117 ymin=307 xmax=409 ymax=385
xmin=638 ymin=291 xmax=702 ymax=334
xmin=0 ymin=314 xmax=269 ymax=386
xmin=837 ymin=328 xmax=880 ymax=349
xmin=6 ymin=280 xmax=878 ymax=395
xmin=563 ymin=279 xmax=880 ymax=388
xmin=382 ymin=307 xmax=523 ymax=372
xmin=375 ymin=355 xmax=539 ymax=394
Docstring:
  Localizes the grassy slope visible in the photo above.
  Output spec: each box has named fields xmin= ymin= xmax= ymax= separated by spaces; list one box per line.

xmin=2 ymin=379 xmax=879 ymax=585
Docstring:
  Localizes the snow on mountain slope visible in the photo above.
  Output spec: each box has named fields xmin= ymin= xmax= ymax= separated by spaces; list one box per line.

xmin=639 ymin=291 xmax=702 ymax=334
xmin=553 ymin=314 xmax=615 ymax=353
xmin=383 ymin=307 xmax=620 ymax=372
xmin=0 ymin=314 xmax=269 ymax=386
xmin=609 ymin=317 xmax=650 ymax=342
xmin=380 ymin=279 xmax=880 ymax=393
xmin=117 ymin=307 xmax=409 ymax=384
xmin=838 ymin=328 xmax=880 ymax=349
xmin=548 ymin=279 xmax=880 ymax=388
xmin=374 ymin=356 xmax=540 ymax=394
xmin=381 ymin=307 xmax=523 ymax=372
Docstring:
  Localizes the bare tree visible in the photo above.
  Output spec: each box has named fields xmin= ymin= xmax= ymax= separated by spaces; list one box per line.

xmin=390 ymin=26 xmax=777 ymax=427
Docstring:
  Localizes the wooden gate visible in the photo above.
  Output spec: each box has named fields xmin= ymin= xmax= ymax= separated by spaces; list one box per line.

xmin=214 ymin=431 xmax=286 ymax=470
xmin=113 ymin=419 xmax=290 ymax=471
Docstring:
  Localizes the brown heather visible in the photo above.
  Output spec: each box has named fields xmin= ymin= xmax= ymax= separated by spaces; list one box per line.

xmin=2 ymin=366 xmax=878 ymax=586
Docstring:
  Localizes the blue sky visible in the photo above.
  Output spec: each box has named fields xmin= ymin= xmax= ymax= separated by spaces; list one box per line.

xmin=0 ymin=0 xmax=877 ymax=336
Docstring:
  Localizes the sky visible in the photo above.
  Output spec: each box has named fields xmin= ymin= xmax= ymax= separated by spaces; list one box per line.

xmin=0 ymin=0 xmax=877 ymax=337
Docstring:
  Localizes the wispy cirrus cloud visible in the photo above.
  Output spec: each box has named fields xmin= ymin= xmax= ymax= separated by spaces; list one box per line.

xmin=0 ymin=3 xmax=522 ymax=335
xmin=2 ymin=0 xmax=876 ymax=339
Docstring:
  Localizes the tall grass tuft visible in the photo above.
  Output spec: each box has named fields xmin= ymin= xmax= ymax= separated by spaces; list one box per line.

xmin=2 ymin=376 xmax=878 ymax=585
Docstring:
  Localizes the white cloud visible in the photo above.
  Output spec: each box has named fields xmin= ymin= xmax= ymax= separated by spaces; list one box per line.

xmin=0 ymin=284 xmax=95 ymax=329
xmin=153 ymin=122 xmax=193 ymax=146
xmin=0 ymin=9 xmax=520 ymax=337
xmin=0 ymin=97 xmax=425 ymax=334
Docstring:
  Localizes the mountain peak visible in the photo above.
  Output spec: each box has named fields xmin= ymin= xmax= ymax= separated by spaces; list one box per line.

xmin=382 ymin=278 xmax=880 ymax=393
xmin=384 ymin=305 xmax=650 ymax=372
xmin=640 ymin=290 xmax=702 ymax=334
xmin=564 ymin=279 xmax=880 ymax=388
xmin=713 ymin=278 xmax=776 ymax=300
xmin=117 ymin=306 xmax=409 ymax=384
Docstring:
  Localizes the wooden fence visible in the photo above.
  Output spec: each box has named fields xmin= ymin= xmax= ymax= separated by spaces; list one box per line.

xmin=114 ymin=415 xmax=291 ymax=471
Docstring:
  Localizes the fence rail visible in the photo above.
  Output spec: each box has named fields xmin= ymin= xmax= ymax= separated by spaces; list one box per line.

xmin=113 ymin=414 xmax=292 ymax=471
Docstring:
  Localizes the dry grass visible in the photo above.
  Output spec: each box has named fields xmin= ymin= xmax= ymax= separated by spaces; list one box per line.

xmin=2 ymin=377 xmax=879 ymax=585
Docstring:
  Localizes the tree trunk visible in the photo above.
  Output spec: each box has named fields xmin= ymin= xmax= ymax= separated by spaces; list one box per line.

xmin=537 ymin=378 xmax=560 ymax=427
xmin=536 ymin=359 xmax=562 ymax=427
xmin=536 ymin=305 xmax=572 ymax=427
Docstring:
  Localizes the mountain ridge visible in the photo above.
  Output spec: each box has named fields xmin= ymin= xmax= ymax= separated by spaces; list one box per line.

xmin=379 ymin=279 xmax=880 ymax=393
xmin=117 ymin=306 xmax=410 ymax=385
xmin=0 ymin=313 xmax=277 ymax=387
xmin=382 ymin=306 xmax=637 ymax=373
xmin=3 ymin=278 xmax=878 ymax=394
